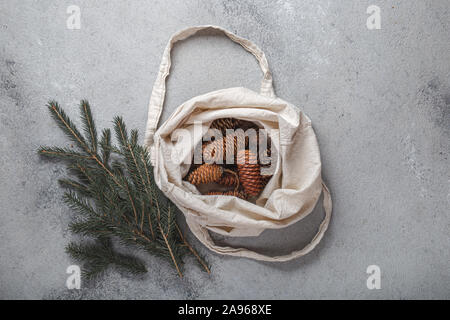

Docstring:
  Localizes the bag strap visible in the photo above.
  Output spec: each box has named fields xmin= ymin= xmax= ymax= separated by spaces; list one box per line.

xmin=144 ymin=25 xmax=275 ymax=147
xmin=186 ymin=182 xmax=332 ymax=262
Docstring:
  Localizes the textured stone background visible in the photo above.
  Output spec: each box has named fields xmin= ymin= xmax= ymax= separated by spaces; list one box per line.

xmin=0 ymin=0 xmax=449 ymax=299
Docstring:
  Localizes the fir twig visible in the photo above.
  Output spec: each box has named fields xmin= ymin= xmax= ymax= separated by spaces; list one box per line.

xmin=38 ymin=146 xmax=91 ymax=160
xmin=175 ymin=223 xmax=211 ymax=274
xmin=39 ymin=99 xmax=210 ymax=281
xmin=80 ymin=100 xmax=98 ymax=153
xmin=100 ymin=128 xmax=111 ymax=165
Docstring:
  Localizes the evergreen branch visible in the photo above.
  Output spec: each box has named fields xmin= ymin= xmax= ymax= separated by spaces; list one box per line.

xmin=38 ymin=146 xmax=91 ymax=160
xmin=130 ymin=129 xmax=138 ymax=146
xmin=111 ymin=160 xmax=124 ymax=175
xmin=68 ymin=162 xmax=94 ymax=184
xmin=66 ymin=241 xmax=110 ymax=280
xmin=69 ymin=218 xmax=112 ymax=237
xmin=39 ymin=100 xmax=210 ymax=280
xmin=111 ymin=250 xmax=147 ymax=275
xmin=159 ymin=224 xmax=183 ymax=277
xmin=175 ymin=223 xmax=211 ymax=274
xmin=47 ymin=101 xmax=90 ymax=153
xmin=127 ymin=144 xmax=147 ymax=193
xmin=124 ymin=179 xmax=138 ymax=224
xmin=113 ymin=116 xmax=128 ymax=148
xmin=63 ymin=192 xmax=98 ymax=217
xmin=49 ymin=101 xmax=121 ymax=188
xmin=58 ymin=178 xmax=90 ymax=196
xmin=109 ymin=146 xmax=124 ymax=155
xmin=113 ymin=170 xmax=139 ymax=225
xmin=92 ymin=154 xmax=123 ymax=188
xmin=112 ymin=117 xmax=149 ymax=228
xmin=80 ymin=100 xmax=98 ymax=154
xmin=100 ymin=128 xmax=111 ymax=165
xmin=139 ymin=199 xmax=145 ymax=233
xmin=140 ymin=153 xmax=155 ymax=238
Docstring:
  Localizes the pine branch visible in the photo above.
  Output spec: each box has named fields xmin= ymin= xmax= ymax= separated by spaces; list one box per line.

xmin=130 ymin=129 xmax=138 ymax=146
xmin=39 ymin=99 xmax=210 ymax=281
xmin=47 ymin=101 xmax=90 ymax=153
xmin=159 ymin=222 xmax=183 ymax=277
xmin=176 ymin=223 xmax=211 ymax=274
xmin=80 ymin=100 xmax=98 ymax=154
xmin=58 ymin=178 xmax=90 ymax=196
xmin=69 ymin=218 xmax=111 ymax=237
xmin=113 ymin=116 xmax=128 ymax=148
xmin=47 ymin=101 xmax=124 ymax=192
xmin=38 ymin=146 xmax=91 ymax=160
xmin=100 ymin=128 xmax=111 ymax=165
xmin=63 ymin=191 xmax=99 ymax=217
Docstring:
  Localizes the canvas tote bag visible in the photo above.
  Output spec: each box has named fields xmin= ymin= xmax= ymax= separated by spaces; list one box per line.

xmin=144 ymin=25 xmax=332 ymax=262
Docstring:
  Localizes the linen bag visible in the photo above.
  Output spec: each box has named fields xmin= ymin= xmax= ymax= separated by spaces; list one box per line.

xmin=144 ymin=25 xmax=332 ymax=262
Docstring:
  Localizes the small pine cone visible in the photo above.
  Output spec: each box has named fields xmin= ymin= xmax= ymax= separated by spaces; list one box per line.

xmin=237 ymin=150 xmax=265 ymax=197
xmin=187 ymin=164 xmax=223 ymax=185
xmin=204 ymin=129 xmax=257 ymax=164
xmin=206 ymin=190 xmax=247 ymax=200
xmin=227 ymin=129 xmax=247 ymax=158
xmin=218 ymin=171 xmax=239 ymax=187
xmin=203 ymin=132 xmax=242 ymax=163
xmin=210 ymin=118 xmax=240 ymax=133
xmin=203 ymin=138 xmax=225 ymax=163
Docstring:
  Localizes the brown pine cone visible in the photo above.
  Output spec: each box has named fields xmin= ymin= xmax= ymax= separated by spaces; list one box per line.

xmin=186 ymin=164 xmax=223 ymax=185
xmin=203 ymin=130 xmax=248 ymax=163
xmin=203 ymin=138 xmax=224 ymax=163
xmin=210 ymin=118 xmax=240 ymax=133
xmin=227 ymin=129 xmax=247 ymax=159
xmin=236 ymin=150 xmax=265 ymax=197
xmin=206 ymin=190 xmax=247 ymax=200
xmin=218 ymin=170 xmax=239 ymax=187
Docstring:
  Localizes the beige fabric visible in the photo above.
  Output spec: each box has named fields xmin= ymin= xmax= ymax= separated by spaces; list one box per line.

xmin=144 ymin=25 xmax=332 ymax=262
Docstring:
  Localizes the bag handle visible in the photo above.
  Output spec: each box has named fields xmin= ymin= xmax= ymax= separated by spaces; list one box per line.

xmin=144 ymin=25 xmax=275 ymax=147
xmin=186 ymin=182 xmax=332 ymax=262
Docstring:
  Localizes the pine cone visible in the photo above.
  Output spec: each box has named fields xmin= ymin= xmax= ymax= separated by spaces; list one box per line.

xmin=186 ymin=164 xmax=223 ymax=185
xmin=227 ymin=129 xmax=247 ymax=159
xmin=203 ymin=130 xmax=247 ymax=163
xmin=206 ymin=190 xmax=247 ymax=200
xmin=210 ymin=118 xmax=240 ymax=133
xmin=236 ymin=150 xmax=265 ymax=197
xmin=218 ymin=170 xmax=239 ymax=187
xmin=203 ymin=138 xmax=224 ymax=163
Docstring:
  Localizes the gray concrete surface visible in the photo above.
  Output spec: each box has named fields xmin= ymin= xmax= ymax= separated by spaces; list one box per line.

xmin=0 ymin=0 xmax=449 ymax=299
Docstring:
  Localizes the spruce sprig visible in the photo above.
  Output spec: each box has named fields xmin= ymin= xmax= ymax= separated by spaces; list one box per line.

xmin=39 ymin=100 xmax=210 ymax=281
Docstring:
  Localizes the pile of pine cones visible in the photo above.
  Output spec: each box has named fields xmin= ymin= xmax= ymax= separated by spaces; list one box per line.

xmin=185 ymin=118 xmax=272 ymax=200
